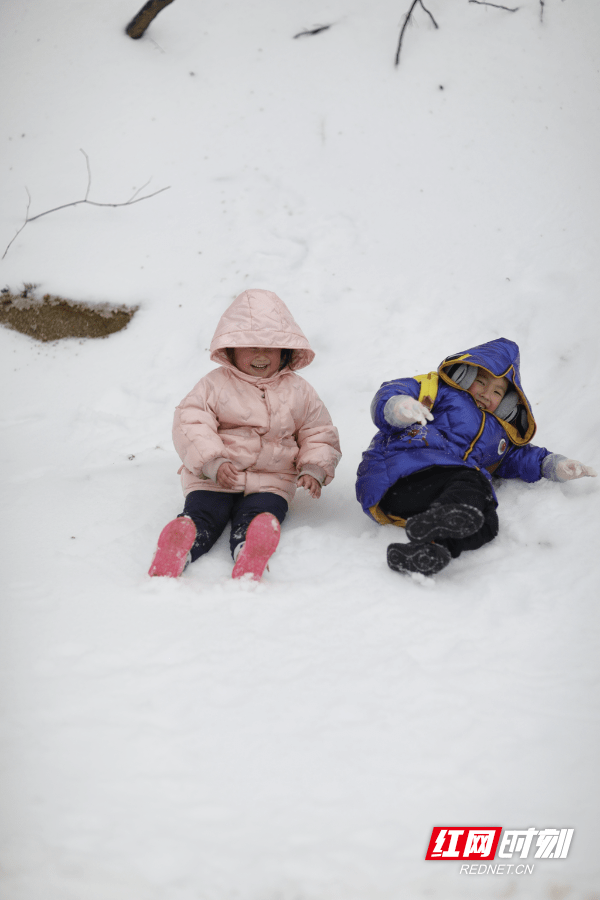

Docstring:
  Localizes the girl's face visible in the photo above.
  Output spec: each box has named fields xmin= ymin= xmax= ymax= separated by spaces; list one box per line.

xmin=232 ymin=347 xmax=282 ymax=378
xmin=467 ymin=368 xmax=509 ymax=413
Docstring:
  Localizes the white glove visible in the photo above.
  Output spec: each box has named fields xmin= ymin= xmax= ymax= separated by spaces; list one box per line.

xmin=384 ymin=395 xmax=434 ymax=427
xmin=555 ymin=458 xmax=597 ymax=481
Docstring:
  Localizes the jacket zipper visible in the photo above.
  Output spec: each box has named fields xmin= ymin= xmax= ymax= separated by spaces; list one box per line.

xmin=463 ymin=411 xmax=485 ymax=461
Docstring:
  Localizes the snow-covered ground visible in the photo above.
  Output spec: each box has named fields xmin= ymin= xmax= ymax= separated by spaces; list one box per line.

xmin=1 ymin=1 xmax=599 ymax=898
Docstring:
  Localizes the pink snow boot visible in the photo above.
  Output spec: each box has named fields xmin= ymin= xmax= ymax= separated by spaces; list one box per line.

xmin=148 ymin=516 xmax=196 ymax=577
xmin=231 ymin=512 xmax=281 ymax=582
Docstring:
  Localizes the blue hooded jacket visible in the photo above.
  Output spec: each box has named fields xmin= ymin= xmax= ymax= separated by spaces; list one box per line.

xmin=356 ymin=338 xmax=550 ymax=522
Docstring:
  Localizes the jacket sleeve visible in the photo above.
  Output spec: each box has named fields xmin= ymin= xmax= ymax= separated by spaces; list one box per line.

xmin=295 ymin=383 xmax=341 ymax=486
xmin=494 ymin=442 xmax=551 ymax=482
xmin=172 ymin=374 xmax=229 ymax=476
xmin=370 ymin=378 xmax=421 ymax=431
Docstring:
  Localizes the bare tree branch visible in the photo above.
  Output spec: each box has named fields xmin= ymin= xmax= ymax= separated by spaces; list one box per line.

xmin=469 ymin=0 xmax=519 ymax=10
xmin=126 ymin=0 xmax=176 ymax=39
xmin=395 ymin=0 xmax=439 ymax=67
xmin=3 ymin=150 xmax=170 ymax=261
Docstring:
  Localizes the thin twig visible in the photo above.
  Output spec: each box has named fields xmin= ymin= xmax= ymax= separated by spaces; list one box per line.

xmin=2 ymin=191 xmax=32 ymax=261
xmin=25 ymin=187 xmax=170 ymax=223
xmin=469 ymin=0 xmax=519 ymax=10
xmin=395 ymin=0 xmax=439 ymax=67
xmin=3 ymin=150 xmax=170 ymax=260
xmin=540 ymin=0 xmax=544 ymax=22
xmin=83 ymin=148 xmax=92 ymax=200
xmin=293 ymin=25 xmax=331 ymax=38
xmin=418 ymin=1 xmax=438 ymax=29
xmin=128 ymin=178 xmax=154 ymax=202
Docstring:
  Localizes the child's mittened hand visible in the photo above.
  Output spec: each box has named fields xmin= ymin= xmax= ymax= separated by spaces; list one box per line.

xmin=216 ymin=461 xmax=240 ymax=489
xmin=385 ymin=395 xmax=434 ymax=427
xmin=297 ymin=474 xmax=321 ymax=498
xmin=556 ymin=459 xmax=597 ymax=481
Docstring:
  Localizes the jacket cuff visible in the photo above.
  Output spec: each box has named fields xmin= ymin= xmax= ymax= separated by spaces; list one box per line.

xmin=541 ymin=453 xmax=567 ymax=482
xmin=202 ymin=457 xmax=231 ymax=482
xmin=298 ymin=464 xmax=326 ymax=485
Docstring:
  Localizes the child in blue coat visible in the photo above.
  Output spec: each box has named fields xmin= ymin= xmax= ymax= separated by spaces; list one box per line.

xmin=356 ymin=338 xmax=596 ymax=576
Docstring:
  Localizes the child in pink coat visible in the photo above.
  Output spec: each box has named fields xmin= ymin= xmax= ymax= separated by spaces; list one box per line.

xmin=149 ymin=289 xmax=341 ymax=581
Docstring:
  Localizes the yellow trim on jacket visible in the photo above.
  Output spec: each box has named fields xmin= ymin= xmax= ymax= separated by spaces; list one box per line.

xmin=414 ymin=371 xmax=439 ymax=411
xmin=437 ymin=360 xmax=536 ymax=446
xmin=463 ymin=414 xmax=486 ymax=461
xmin=369 ymin=504 xmax=407 ymax=528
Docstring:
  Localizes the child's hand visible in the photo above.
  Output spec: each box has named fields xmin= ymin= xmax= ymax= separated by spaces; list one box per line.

xmin=216 ymin=461 xmax=240 ymax=489
xmin=384 ymin=395 xmax=434 ymax=427
xmin=297 ymin=474 xmax=321 ymax=498
xmin=556 ymin=459 xmax=597 ymax=481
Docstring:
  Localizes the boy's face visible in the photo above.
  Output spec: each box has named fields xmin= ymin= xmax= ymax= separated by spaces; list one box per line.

xmin=467 ymin=367 xmax=509 ymax=413
xmin=232 ymin=347 xmax=282 ymax=378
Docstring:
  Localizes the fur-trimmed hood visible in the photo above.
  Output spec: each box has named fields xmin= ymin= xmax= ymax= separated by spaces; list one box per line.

xmin=209 ymin=289 xmax=315 ymax=372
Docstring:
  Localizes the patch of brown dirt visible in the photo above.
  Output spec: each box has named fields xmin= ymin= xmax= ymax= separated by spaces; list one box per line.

xmin=0 ymin=284 xmax=138 ymax=343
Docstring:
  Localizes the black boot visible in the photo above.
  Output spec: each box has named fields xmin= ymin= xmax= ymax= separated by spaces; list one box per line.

xmin=387 ymin=541 xmax=451 ymax=576
xmin=405 ymin=502 xmax=484 ymax=543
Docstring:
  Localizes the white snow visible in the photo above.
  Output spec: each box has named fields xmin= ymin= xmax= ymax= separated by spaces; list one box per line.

xmin=1 ymin=1 xmax=599 ymax=898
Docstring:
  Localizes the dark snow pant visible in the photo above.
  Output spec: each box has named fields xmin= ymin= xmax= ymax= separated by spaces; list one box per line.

xmin=179 ymin=490 xmax=288 ymax=562
xmin=379 ymin=466 xmax=499 ymax=558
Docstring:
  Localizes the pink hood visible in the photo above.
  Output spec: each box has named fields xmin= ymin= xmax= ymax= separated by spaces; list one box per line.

xmin=209 ymin=289 xmax=315 ymax=371
xmin=173 ymin=288 xmax=340 ymax=503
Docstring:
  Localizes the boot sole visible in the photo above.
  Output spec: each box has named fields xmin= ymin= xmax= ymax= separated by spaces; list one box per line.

xmin=148 ymin=516 xmax=196 ymax=577
xmin=232 ymin=513 xmax=280 ymax=581
xmin=405 ymin=503 xmax=484 ymax=543
xmin=387 ymin=541 xmax=451 ymax=576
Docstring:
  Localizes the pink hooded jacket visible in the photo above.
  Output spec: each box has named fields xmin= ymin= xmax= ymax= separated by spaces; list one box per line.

xmin=173 ymin=289 xmax=341 ymax=502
